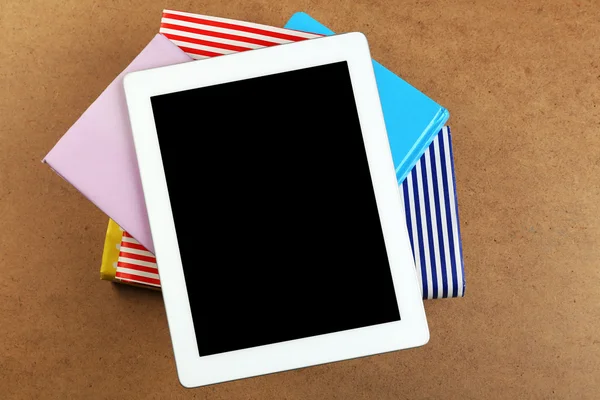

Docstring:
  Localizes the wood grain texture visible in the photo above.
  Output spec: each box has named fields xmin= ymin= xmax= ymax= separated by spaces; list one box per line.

xmin=1 ymin=0 xmax=599 ymax=398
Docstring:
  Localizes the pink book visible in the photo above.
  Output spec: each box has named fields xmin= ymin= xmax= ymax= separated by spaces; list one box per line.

xmin=43 ymin=34 xmax=192 ymax=253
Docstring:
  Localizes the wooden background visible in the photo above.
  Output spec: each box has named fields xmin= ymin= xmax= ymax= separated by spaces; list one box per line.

xmin=1 ymin=0 xmax=599 ymax=398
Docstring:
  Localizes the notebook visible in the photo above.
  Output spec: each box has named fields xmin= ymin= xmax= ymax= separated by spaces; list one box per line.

xmin=101 ymin=126 xmax=465 ymax=299
xmin=284 ymin=12 xmax=449 ymax=183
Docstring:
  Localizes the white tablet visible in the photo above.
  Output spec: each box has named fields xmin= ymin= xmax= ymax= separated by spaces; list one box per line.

xmin=124 ymin=32 xmax=428 ymax=388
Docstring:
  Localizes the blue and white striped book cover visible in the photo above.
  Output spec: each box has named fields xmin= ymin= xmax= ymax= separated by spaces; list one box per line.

xmin=400 ymin=127 xmax=465 ymax=299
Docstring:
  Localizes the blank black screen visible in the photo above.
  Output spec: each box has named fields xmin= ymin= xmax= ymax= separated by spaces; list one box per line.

xmin=151 ymin=61 xmax=400 ymax=357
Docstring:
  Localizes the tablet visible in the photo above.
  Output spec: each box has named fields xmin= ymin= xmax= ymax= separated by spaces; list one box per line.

xmin=124 ymin=32 xmax=428 ymax=388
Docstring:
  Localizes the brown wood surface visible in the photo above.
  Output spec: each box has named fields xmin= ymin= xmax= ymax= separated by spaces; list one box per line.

xmin=1 ymin=0 xmax=599 ymax=398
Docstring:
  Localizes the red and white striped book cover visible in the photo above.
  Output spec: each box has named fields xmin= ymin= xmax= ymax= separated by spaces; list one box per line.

xmin=113 ymin=11 xmax=324 ymax=288
xmin=112 ymin=12 xmax=326 ymax=288
xmin=159 ymin=9 xmax=322 ymax=60
xmin=115 ymin=232 xmax=160 ymax=287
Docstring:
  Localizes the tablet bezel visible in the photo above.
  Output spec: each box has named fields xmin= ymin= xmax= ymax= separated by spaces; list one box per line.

xmin=124 ymin=32 xmax=429 ymax=388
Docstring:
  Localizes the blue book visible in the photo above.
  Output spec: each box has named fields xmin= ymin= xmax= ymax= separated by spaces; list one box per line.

xmin=285 ymin=13 xmax=449 ymax=184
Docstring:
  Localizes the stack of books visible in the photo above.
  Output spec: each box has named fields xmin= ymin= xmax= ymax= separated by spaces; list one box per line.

xmin=45 ymin=10 xmax=464 ymax=299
